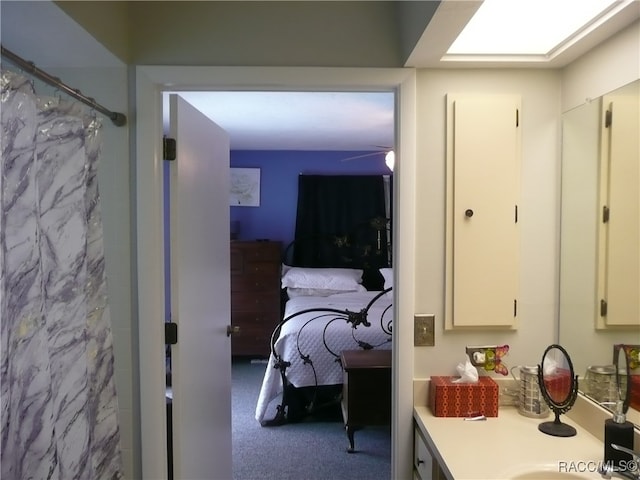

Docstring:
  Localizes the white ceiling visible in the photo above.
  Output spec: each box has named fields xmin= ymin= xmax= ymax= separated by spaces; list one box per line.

xmin=163 ymin=91 xmax=395 ymax=151
xmin=2 ymin=0 xmax=638 ymax=151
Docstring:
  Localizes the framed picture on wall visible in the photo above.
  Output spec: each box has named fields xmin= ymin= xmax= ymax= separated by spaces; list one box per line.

xmin=230 ymin=167 xmax=261 ymax=207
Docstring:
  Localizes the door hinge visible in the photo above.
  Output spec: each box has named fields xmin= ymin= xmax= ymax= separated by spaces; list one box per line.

xmin=603 ymin=205 xmax=610 ymax=223
xmin=165 ymin=322 xmax=178 ymax=345
xmin=600 ymin=299 xmax=608 ymax=317
xmin=605 ymin=109 xmax=612 ymax=128
xmin=163 ymin=137 xmax=177 ymax=161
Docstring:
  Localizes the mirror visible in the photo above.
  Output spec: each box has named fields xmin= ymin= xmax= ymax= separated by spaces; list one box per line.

xmin=558 ymin=79 xmax=640 ymax=428
xmin=614 ymin=345 xmax=640 ymax=414
xmin=537 ymin=344 xmax=579 ymax=437
xmin=614 ymin=344 xmax=630 ymax=413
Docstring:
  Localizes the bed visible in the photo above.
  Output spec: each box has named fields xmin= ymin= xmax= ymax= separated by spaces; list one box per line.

xmin=255 ymin=217 xmax=393 ymax=426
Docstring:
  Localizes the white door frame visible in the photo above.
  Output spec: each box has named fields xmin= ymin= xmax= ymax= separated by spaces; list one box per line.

xmin=135 ymin=66 xmax=417 ymax=480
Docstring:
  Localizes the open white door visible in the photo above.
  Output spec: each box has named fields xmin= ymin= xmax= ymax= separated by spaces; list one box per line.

xmin=168 ymin=94 xmax=232 ymax=479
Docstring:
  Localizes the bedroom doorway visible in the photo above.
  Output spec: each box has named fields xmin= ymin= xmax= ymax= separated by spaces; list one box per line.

xmin=137 ymin=66 xmax=417 ymax=480
xmin=164 ymin=89 xmax=395 ymax=478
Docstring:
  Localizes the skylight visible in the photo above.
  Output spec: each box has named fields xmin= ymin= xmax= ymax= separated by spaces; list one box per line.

xmin=446 ymin=0 xmax=620 ymax=56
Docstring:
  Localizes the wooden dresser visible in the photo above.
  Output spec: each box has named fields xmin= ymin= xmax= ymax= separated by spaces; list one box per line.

xmin=230 ymin=241 xmax=281 ymax=357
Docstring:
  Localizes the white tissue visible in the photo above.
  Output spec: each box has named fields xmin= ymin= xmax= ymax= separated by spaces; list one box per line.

xmin=543 ymin=357 xmax=558 ymax=375
xmin=452 ymin=358 xmax=479 ymax=384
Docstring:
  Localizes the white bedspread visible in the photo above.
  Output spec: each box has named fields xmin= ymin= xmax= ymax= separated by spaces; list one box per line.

xmin=255 ymin=290 xmax=392 ymax=423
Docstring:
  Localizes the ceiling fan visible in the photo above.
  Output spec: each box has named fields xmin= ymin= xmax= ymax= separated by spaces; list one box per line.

xmin=341 ymin=146 xmax=395 ymax=171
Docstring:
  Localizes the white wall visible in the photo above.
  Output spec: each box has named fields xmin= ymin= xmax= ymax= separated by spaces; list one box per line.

xmin=562 ymin=20 xmax=640 ymax=112
xmin=413 ymin=69 xmax=562 ymax=380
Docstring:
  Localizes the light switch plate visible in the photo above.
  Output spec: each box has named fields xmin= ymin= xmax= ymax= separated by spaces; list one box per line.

xmin=414 ymin=314 xmax=435 ymax=346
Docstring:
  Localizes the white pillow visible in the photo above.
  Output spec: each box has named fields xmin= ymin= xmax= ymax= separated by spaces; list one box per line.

xmin=286 ymin=285 xmax=366 ymax=298
xmin=379 ymin=268 xmax=393 ymax=290
xmin=281 ymin=266 xmax=363 ymax=290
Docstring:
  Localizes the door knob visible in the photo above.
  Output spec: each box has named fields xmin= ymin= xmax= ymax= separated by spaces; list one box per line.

xmin=465 ymin=209 xmax=474 ymax=218
xmin=226 ymin=325 xmax=240 ymax=337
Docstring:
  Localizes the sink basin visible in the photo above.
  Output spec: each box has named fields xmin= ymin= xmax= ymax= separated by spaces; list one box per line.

xmin=509 ymin=472 xmax=597 ymax=480
xmin=498 ymin=463 xmax=603 ymax=480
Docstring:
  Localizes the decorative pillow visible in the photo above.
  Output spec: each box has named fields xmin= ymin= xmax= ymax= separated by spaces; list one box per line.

xmin=286 ymin=285 xmax=366 ymax=298
xmin=281 ymin=266 xmax=363 ymax=290
xmin=379 ymin=268 xmax=393 ymax=290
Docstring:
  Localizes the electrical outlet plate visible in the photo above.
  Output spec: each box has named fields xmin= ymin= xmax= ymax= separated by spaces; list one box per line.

xmin=414 ymin=314 xmax=435 ymax=346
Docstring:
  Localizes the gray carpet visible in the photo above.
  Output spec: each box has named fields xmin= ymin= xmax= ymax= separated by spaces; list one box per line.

xmin=232 ymin=358 xmax=391 ymax=480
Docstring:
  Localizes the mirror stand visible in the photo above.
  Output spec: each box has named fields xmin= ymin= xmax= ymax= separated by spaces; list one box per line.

xmin=538 ymin=412 xmax=577 ymax=437
xmin=537 ymin=344 xmax=579 ymax=437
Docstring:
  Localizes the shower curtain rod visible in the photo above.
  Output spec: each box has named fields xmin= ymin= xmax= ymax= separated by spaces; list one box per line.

xmin=1 ymin=45 xmax=127 ymax=127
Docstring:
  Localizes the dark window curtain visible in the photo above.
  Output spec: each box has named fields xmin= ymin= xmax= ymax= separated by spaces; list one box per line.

xmin=292 ymin=175 xmax=390 ymax=289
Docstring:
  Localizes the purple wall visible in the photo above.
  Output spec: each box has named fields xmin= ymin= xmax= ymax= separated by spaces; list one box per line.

xmin=230 ymin=150 xmax=390 ymax=248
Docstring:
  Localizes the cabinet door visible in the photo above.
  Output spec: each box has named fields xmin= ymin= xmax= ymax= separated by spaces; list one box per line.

xmin=414 ymin=427 xmax=432 ymax=480
xmin=597 ymin=83 xmax=640 ymax=328
xmin=445 ymin=94 xmax=521 ymax=328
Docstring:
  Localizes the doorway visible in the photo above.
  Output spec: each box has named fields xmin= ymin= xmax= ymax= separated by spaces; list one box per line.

xmin=162 ymin=89 xmax=394 ymax=479
xmin=136 ymin=66 xmax=417 ymax=480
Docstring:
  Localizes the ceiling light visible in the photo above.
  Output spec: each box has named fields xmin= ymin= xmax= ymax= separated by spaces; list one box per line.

xmin=446 ymin=0 xmax=619 ymax=56
xmin=385 ymin=151 xmax=395 ymax=172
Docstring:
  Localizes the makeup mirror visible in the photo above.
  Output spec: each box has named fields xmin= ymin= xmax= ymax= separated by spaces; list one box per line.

xmin=614 ymin=344 xmax=630 ymax=411
xmin=614 ymin=344 xmax=640 ymax=415
xmin=537 ymin=344 xmax=579 ymax=437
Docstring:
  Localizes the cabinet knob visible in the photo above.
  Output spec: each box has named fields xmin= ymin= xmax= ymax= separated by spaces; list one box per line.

xmin=465 ymin=209 xmax=474 ymax=218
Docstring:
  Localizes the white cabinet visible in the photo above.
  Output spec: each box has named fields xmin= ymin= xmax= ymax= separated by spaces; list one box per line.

xmin=414 ymin=425 xmax=431 ymax=480
xmin=445 ymin=94 xmax=521 ymax=329
xmin=414 ymin=424 xmax=446 ymax=480
xmin=596 ymin=82 xmax=640 ymax=328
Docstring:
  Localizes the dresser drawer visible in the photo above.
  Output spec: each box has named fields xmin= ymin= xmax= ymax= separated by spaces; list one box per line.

xmin=231 ymin=273 xmax=280 ymax=293
xmin=241 ymin=244 xmax=280 ymax=262
xmin=231 ymin=242 xmax=280 ymax=269
xmin=231 ymin=291 xmax=280 ymax=312
xmin=231 ymin=311 xmax=280 ymax=328
xmin=231 ymin=256 xmax=280 ymax=279
xmin=231 ymin=312 xmax=280 ymax=356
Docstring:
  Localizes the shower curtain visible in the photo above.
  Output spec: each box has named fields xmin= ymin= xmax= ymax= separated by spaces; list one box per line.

xmin=1 ymin=70 xmax=123 ymax=479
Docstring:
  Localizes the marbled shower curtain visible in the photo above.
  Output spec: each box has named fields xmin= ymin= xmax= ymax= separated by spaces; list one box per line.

xmin=1 ymin=71 xmax=123 ymax=479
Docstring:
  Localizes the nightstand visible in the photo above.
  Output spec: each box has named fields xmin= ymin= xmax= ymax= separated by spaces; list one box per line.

xmin=340 ymin=349 xmax=392 ymax=453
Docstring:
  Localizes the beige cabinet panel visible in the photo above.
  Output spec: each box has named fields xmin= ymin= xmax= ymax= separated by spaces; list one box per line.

xmin=597 ymin=83 xmax=640 ymax=328
xmin=445 ymin=94 xmax=521 ymax=329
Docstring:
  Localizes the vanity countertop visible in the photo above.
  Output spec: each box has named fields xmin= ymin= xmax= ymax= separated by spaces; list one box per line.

xmin=413 ymin=405 xmax=605 ymax=480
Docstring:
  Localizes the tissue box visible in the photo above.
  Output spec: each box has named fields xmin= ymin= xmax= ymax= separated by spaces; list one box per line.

xmin=429 ymin=376 xmax=499 ymax=417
